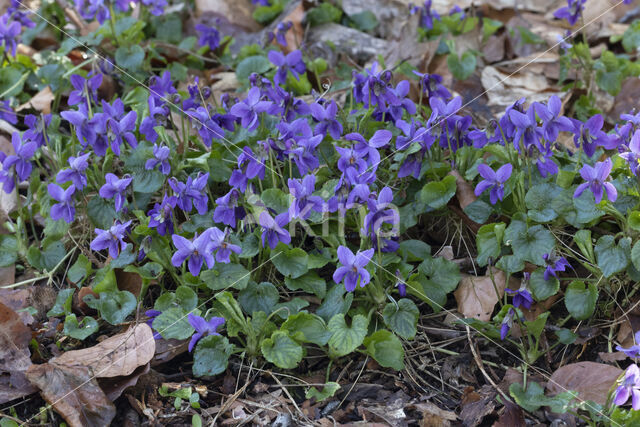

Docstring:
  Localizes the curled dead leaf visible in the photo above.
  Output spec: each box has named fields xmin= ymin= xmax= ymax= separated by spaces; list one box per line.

xmin=546 ymin=361 xmax=622 ymax=406
xmin=53 ymin=323 xmax=156 ymax=378
xmin=454 ymin=268 xmax=514 ymax=321
xmin=449 ymin=170 xmax=476 ymax=210
xmin=26 ymin=363 xmax=116 ymax=427
xmin=17 ymin=87 xmax=55 ymax=114
xmin=0 ymin=302 xmax=37 ymax=404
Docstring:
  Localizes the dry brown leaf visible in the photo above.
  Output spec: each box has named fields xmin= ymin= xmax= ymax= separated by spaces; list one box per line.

xmin=26 ymin=363 xmax=116 ymax=427
xmin=608 ymin=78 xmax=640 ymax=123
xmin=152 ymin=338 xmax=189 ymax=366
xmin=416 ymin=401 xmax=457 ymax=426
xmin=492 ymin=400 xmax=525 ymax=427
xmin=99 ymin=363 xmax=150 ymax=401
xmin=481 ymin=65 xmax=563 ymax=108
xmin=17 ymin=87 xmax=54 ymax=114
xmin=599 ymin=351 xmax=628 ymax=363
xmin=115 ymin=269 xmax=143 ymax=298
xmin=546 ymin=361 xmax=622 ymax=405
xmin=0 ymin=288 xmax=34 ymax=325
xmin=460 ymin=385 xmax=496 ymax=427
xmin=454 ymin=268 xmax=512 ymax=321
xmin=449 ymin=170 xmax=476 ymax=210
xmin=53 ymin=324 xmax=155 ymax=378
xmin=194 ymin=0 xmax=260 ymax=32
xmin=280 ymin=2 xmax=304 ymax=52
xmin=0 ymin=302 xmax=37 ymax=403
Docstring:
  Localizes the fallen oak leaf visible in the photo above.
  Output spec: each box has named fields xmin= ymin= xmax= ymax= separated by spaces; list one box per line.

xmin=52 ymin=323 xmax=156 ymax=378
xmin=17 ymin=86 xmax=55 ymax=114
xmin=454 ymin=268 xmax=515 ymax=321
xmin=546 ymin=361 xmax=622 ymax=406
xmin=26 ymin=362 xmax=116 ymax=427
xmin=449 ymin=169 xmax=476 ymax=210
xmin=0 ymin=302 xmax=37 ymax=404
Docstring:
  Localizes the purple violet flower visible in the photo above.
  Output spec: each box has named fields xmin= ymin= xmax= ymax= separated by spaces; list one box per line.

xmin=500 ymin=308 xmax=515 ymax=340
xmin=542 ymin=253 xmax=570 ymax=281
xmin=90 ymin=220 xmax=131 ymax=258
xmin=395 ymin=270 xmax=406 ymax=297
xmin=333 ymin=246 xmax=374 ymax=292
xmin=56 ymin=152 xmax=90 ymax=190
xmin=410 ymin=0 xmax=440 ymax=31
xmin=99 ymin=173 xmax=132 ymax=212
xmin=0 ymin=132 xmax=37 ymax=192
xmin=0 ymin=15 xmax=21 ymax=56
xmin=195 ymin=24 xmax=221 ymax=50
xmin=621 ymin=129 xmax=640 ymax=176
xmin=413 ymin=71 xmax=450 ymax=100
xmin=171 ymin=230 xmax=216 ymax=276
xmin=187 ymin=313 xmax=225 ymax=352
xmin=23 ymin=114 xmax=52 ymax=147
xmin=48 ymin=184 xmax=76 ymax=224
xmin=534 ymin=95 xmax=574 ymax=142
xmin=0 ymin=100 xmax=17 ymax=124
xmin=553 ymin=0 xmax=586 ymax=26
xmin=613 ymin=364 xmax=640 ymax=410
xmin=208 ymin=227 xmax=242 ymax=263
xmin=214 ymin=188 xmax=243 ymax=227
xmin=259 ymin=211 xmax=290 ymax=249
xmin=268 ymin=50 xmax=306 ymax=85
xmin=68 ymin=73 xmax=103 ymax=107
xmin=617 ymin=331 xmax=640 ymax=359
xmin=288 ymin=174 xmax=323 ymax=220
xmin=310 ymin=100 xmax=343 ymax=140
xmin=145 ymin=144 xmax=171 ymax=175
xmin=573 ymin=158 xmax=617 ymax=204
xmin=141 ymin=0 xmax=167 ymax=15
xmin=148 ymin=194 xmax=177 ymax=236
xmin=572 ymin=115 xmax=611 ymax=157
xmin=474 ymin=163 xmax=512 ymax=205
xmin=505 ymin=286 xmax=533 ymax=310
xmin=230 ymin=87 xmax=272 ymax=132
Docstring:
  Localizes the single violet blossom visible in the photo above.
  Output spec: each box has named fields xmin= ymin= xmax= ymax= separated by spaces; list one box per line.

xmin=208 ymin=227 xmax=242 ymax=263
xmin=288 ymin=174 xmax=323 ymax=220
xmin=0 ymin=132 xmax=37 ymax=192
xmin=145 ymin=144 xmax=171 ymax=175
xmin=542 ymin=253 xmax=570 ymax=281
xmin=195 ymin=24 xmax=220 ymax=50
xmin=230 ymin=87 xmax=272 ymax=131
xmin=259 ymin=211 xmax=290 ymax=249
xmin=187 ymin=313 xmax=225 ymax=352
xmin=147 ymin=194 xmax=177 ymax=236
xmin=553 ymin=0 xmax=586 ymax=26
xmin=0 ymin=100 xmax=17 ymax=124
xmin=617 ymin=331 xmax=640 ymax=359
xmin=268 ymin=50 xmax=306 ymax=85
xmin=90 ymin=220 xmax=131 ymax=258
xmin=474 ymin=163 xmax=512 ymax=205
xmin=505 ymin=287 xmax=533 ymax=310
xmin=0 ymin=15 xmax=21 ymax=56
xmin=56 ymin=152 xmax=90 ymax=190
xmin=99 ymin=173 xmax=132 ymax=212
xmin=310 ymin=100 xmax=343 ymax=140
xmin=171 ymin=230 xmax=216 ymax=276
xmin=500 ymin=308 xmax=515 ymax=340
xmin=333 ymin=246 xmax=374 ymax=292
xmin=573 ymin=158 xmax=617 ymax=204
xmin=48 ymin=184 xmax=76 ymax=224
xmin=613 ymin=364 xmax=640 ymax=410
